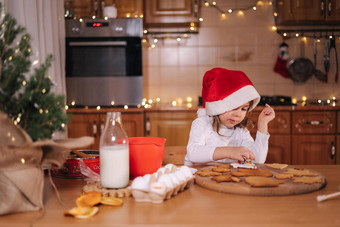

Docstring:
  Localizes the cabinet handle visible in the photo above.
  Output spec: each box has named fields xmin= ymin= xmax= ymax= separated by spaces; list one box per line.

xmin=304 ymin=120 xmax=324 ymax=125
xmin=146 ymin=117 xmax=151 ymax=135
xmin=328 ymin=0 xmax=332 ymax=16
xmin=320 ymin=0 xmax=324 ymax=15
xmin=330 ymin=141 xmax=335 ymax=160
xmin=93 ymin=120 xmax=97 ymax=137
xmin=194 ymin=0 xmax=199 ymax=18
xmin=100 ymin=120 xmax=105 ymax=134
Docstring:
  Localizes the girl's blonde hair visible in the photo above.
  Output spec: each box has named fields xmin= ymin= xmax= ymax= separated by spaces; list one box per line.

xmin=212 ymin=100 xmax=255 ymax=135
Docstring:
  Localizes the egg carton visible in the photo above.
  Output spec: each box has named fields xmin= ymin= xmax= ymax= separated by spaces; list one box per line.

xmin=130 ymin=164 xmax=195 ymax=204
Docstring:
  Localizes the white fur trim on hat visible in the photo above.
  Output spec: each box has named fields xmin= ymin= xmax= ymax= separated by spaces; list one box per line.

xmin=205 ymin=85 xmax=260 ymax=116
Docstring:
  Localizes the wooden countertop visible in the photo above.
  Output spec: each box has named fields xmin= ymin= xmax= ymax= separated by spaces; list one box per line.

xmin=1 ymin=165 xmax=340 ymax=227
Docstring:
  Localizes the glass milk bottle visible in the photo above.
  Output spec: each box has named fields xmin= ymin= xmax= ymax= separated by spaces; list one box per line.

xmin=99 ymin=112 xmax=129 ymax=188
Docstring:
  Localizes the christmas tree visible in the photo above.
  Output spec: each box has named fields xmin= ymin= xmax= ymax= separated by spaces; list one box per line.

xmin=0 ymin=3 xmax=69 ymax=141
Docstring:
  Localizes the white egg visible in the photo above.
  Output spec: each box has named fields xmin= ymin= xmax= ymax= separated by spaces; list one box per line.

xmin=149 ymin=182 xmax=167 ymax=195
xmin=179 ymin=165 xmax=193 ymax=178
xmin=168 ymin=173 xmax=180 ymax=186
xmin=143 ymin=174 xmax=151 ymax=183
xmin=157 ymin=174 xmax=174 ymax=189
xmin=174 ymin=170 xmax=186 ymax=182
xmin=164 ymin=163 xmax=176 ymax=171
xmin=130 ymin=176 xmax=149 ymax=191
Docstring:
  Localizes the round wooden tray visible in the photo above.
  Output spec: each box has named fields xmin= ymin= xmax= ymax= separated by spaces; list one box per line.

xmin=195 ymin=164 xmax=326 ymax=196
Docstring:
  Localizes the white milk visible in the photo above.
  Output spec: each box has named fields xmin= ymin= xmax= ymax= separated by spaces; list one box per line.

xmin=100 ymin=144 xmax=129 ymax=188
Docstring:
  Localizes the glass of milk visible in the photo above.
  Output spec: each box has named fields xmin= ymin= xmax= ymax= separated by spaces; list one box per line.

xmin=99 ymin=112 xmax=129 ymax=188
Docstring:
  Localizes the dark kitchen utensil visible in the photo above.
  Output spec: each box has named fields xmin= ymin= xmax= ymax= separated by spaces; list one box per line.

xmin=329 ymin=37 xmax=338 ymax=82
xmin=323 ymin=37 xmax=330 ymax=76
xmin=288 ymin=39 xmax=314 ymax=83
xmin=313 ymin=39 xmax=327 ymax=82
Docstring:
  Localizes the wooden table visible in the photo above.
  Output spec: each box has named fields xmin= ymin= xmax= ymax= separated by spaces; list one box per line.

xmin=1 ymin=165 xmax=340 ymax=227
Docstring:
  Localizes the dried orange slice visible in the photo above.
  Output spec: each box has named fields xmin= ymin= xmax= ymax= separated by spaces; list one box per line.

xmin=64 ymin=206 xmax=99 ymax=219
xmin=76 ymin=191 xmax=102 ymax=208
xmin=100 ymin=197 xmax=123 ymax=206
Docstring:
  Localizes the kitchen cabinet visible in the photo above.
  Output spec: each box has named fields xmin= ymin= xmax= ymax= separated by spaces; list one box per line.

xmin=291 ymin=111 xmax=336 ymax=164
xmin=249 ymin=111 xmax=291 ymax=164
xmin=67 ymin=109 xmax=144 ymax=150
xmin=143 ymin=0 xmax=200 ymax=28
xmin=64 ymin=0 xmax=143 ymax=19
xmin=145 ymin=109 xmax=197 ymax=146
xmin=275 ymin=0 xmax=340 ymax=26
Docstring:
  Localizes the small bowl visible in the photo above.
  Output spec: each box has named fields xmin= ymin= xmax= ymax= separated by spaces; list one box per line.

xmin=129 ymin=137 xmax=166 ymax=179
xmin=51 ymin=150 xmax=99 ymax=179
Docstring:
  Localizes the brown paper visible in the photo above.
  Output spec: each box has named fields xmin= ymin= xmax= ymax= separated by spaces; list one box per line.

xmin=0 ymin=111 xmax=94 ymax=215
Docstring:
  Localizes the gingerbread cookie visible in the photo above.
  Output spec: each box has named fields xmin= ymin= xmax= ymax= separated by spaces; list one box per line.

xmin=245 ymin=176 xmax=284 ymax=187
xmin=231 ymin=168 xmax=273 ymax=177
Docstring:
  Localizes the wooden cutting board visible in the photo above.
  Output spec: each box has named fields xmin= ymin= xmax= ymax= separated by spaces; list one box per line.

xmin=195 ymin=164 xmax=326 ymax=196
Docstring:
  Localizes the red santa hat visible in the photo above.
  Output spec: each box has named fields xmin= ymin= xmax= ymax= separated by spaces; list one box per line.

xmin=202 ymin=68 xmax=260 ymax=116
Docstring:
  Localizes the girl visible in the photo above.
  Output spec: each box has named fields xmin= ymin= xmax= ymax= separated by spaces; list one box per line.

xmin=185 ymin=68 xmax=275 ymax=166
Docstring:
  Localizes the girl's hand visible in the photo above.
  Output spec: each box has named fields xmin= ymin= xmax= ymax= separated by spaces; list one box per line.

xmin=213 ymin=146 xmax=256 ymax=162
xmin=257 ymin=104 xmax=275 ymax=134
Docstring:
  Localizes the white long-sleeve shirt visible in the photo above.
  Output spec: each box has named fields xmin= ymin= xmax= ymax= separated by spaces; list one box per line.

xmin=185 ymin=108 xmax=270 ymax=166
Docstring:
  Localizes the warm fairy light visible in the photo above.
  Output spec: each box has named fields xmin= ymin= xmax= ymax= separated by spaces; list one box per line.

xmin=79 ymin=18 xmax=83 ymax=22
xmin=39 ymin=109 xmax=43 ymax=114
xmin=71 ymin=100 xmax=76 ymax=106
xmin=327 ymin=99 xmax=330 ymax=104
xmin=186 ymin=96 xmax=193 ymax=103
xmin=45 ymin=109 xmax=49 ymax=114
xmin=221 ymin=13 xmax=227 ymax=18
xmin=124 ymin=105 xmax=128 ymax=109
xmin=143 ymin=30 xmax=148 ymax=34
xmin=139 ymin=14 xmax=143 ymax=18
xmin=156 ymin=97 xmax=161 ymax=102
xmin=22 ymin=80 xmax=26 ymax=86
xmin=42 ymin=88 xmax=46 ymax=94
xmin=318 ymin=99 xmax=322 ymax=103
xmin=228 ymin=9 xmax=233 ymax=13
xmin=176 ymin=37 xmax=181 ymax=42
xmin=142 ymin=39 xmax=147 ymax=43
xmin=92 ymin=16 xmax=96 ymax=19
xmin=273 ymin=12 xmax=278 ymax=17
xmin=237 ymin=11 xmax=244 ymax=16
xmin=212 ymin=1 xmax=216 ymax=5
xmin=295 ymin=33 xmax=299 ymax=37
xmin=126 ymin=13 xmax=131 ymax=18
xmin=271 ymin=26 xmax=277 ymax=31
xmin=8 ymin=56 xmax=12 ymax=61
xmin=186 ymin=103 xmax=193 ymax=108
xmin=283 ymin=33 xmax=287 ymax=37
xmin=332 ymin=102 xmax=336 ymax=107
xmin=111 ymin=101 xmax=115 ymax=106
xmin=302 ymin=96 xmax=307 ymax=101
xmin=96 ymin=106 xmax=101 ymax=110
xmin=137 ymin=104 xmax=141 ymax=108
xmin=104 ymin=17 xmax=108 ymax=20
xmin=151 ymin=44 xmax=156 ymax=48
xmin=153 ymin=38 xmax=158 ymax=43
xmin=144 ymin=104 xmax=149 ymax=108
xmin=148 ymin=99 xmax=153 ymax=104
xmin=332 ymin=96 xmax=336 ymax=100
xmin=61 ymin=123 xmax=65 ymax=128
xmin=172 ymin=100 xmax=177 ymax=106
xmin=292 ymin=98 xmax=297 ymax=104
xmin=65 ymin=105 xmax=69 ymax=110
xmin=21 ymin=158 xmax=25 ymax=164
xmin=302 ymin=37 xmax=307 ymax=42
xmin=204 ymin=2 xmax=209 ymax=6
xmin=253 ymin=6 xmax=257 ymax=10
xmin=199 ymin=17 xmax=203 ymax=22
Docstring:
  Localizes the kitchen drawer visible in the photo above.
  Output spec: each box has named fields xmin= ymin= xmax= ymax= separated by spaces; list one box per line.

xmin=249 ymin=111 xmax=291 ymax=134
xmin=292 ymin=111 xmax=336 ymax=134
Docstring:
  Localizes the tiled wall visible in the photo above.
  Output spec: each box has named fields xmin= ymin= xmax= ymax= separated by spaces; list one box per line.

xmin=142 ymin=0 xmax=340 ymax=105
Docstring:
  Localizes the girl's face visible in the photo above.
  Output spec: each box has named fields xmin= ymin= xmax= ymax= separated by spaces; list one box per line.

xmin=219 ymin=102 xmax=250 ymax=128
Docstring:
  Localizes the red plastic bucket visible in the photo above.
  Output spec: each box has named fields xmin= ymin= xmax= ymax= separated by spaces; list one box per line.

xmin=128 ymin=137 xmax=166 ymax=179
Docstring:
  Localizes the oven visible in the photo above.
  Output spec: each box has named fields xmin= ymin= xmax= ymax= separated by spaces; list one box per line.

xmin=65 ymin=18 xmax=143 ymax=107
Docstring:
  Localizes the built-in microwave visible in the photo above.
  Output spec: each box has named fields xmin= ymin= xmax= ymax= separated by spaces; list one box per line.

xmin=65 ymin=18 xmax=143 ymax=107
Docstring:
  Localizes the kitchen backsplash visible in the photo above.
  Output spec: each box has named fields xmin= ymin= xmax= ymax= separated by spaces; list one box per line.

xmin=142 ymin=0 xmax=340 ymax=106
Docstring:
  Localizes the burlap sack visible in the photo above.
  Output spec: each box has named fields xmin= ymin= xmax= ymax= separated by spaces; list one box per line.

xmin=0 ymin=111 xmax=94 ymax=215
